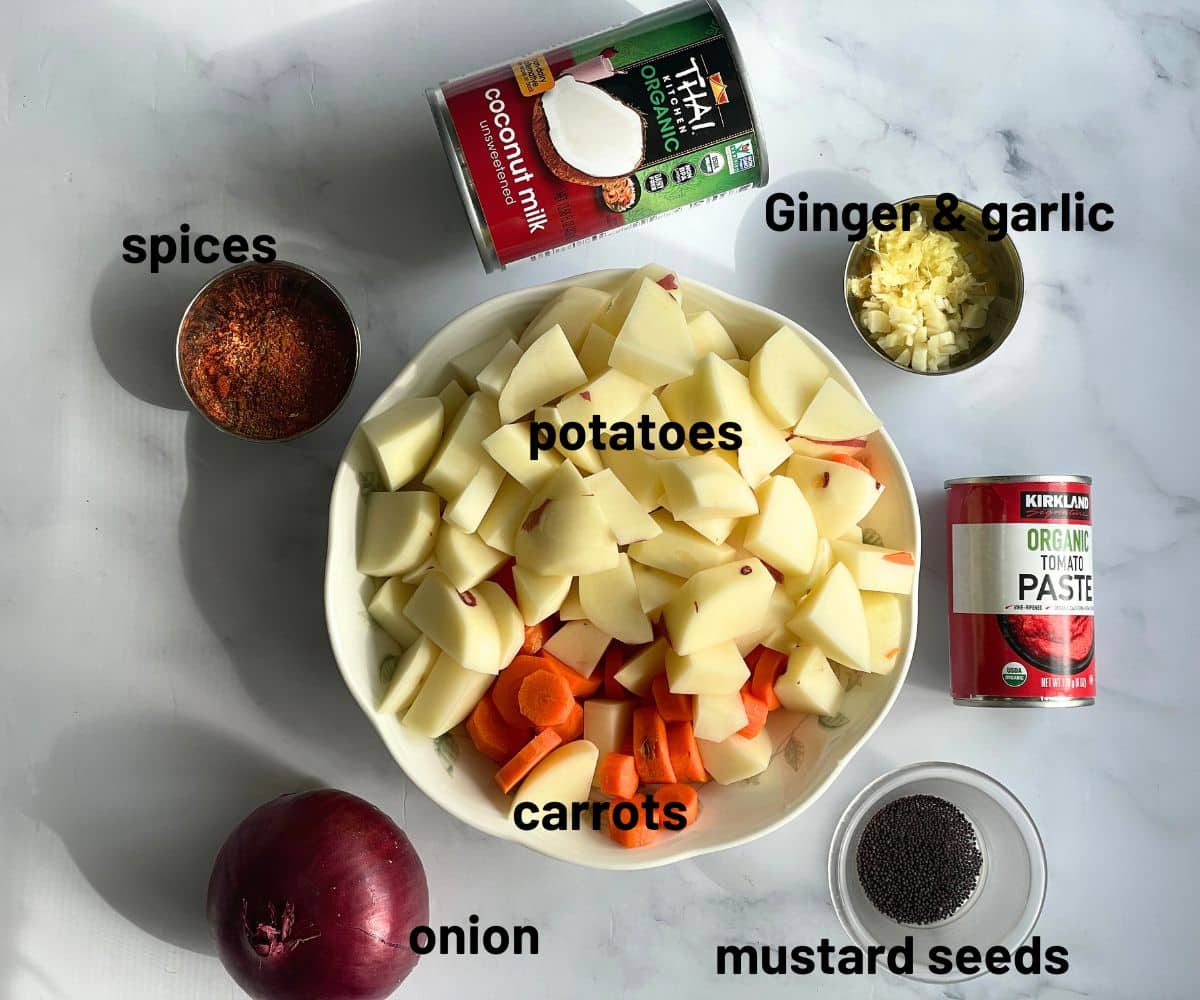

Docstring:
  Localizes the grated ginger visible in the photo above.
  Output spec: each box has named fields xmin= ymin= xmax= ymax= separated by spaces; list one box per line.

xmin=848 ymin=213 xmax=993 ymax=372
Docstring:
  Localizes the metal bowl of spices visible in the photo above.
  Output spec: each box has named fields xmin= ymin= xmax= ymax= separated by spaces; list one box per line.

xmin=828 ymin=761 xmax=1047 ymax=983
xmin=177 ymin=261 xmax=359 ymax=441
xmin=844 ymin=196 xmax=1024 ymax=375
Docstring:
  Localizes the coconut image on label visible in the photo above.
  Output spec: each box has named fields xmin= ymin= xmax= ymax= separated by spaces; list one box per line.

xmin=534 ymin=74 xmax=646 ymax=185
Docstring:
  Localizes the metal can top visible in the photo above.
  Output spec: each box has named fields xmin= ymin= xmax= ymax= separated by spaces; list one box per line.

xmin=944 ymin=474 xmax=1092 ymax=487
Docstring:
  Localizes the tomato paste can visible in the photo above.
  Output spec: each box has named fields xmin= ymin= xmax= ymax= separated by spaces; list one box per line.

xmin=945 ymin=475 xmax=1095 ymax=706
xmin=427 ymin=0 xmax=767 ymax=271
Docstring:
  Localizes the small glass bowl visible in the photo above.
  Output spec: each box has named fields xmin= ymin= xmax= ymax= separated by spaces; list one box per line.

xmin=844 ymin=195 xmax=1024 ymax=374
xmin=828 ymin=761 xmax=1047 ymax=984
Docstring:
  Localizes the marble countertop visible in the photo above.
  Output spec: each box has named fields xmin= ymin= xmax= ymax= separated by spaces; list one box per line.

xmin=2 ymin=0 xmax=1196 ymax=997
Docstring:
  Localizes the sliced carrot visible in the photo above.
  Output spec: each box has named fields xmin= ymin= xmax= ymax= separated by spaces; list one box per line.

xmin=466 ymin=694 xmax=531 ymax=764
xmin=607 ymin=795 xmax=661 ymax=849
xmin=748 ymin=647 xmax=786 ymax=711
xmin=651 ymin=673 xmax=692 ymax=723
xmin=656 ymin=783 xmax=699 ymax=830
xmin=494 ymin=729 xmax=562 ymax=794
xmin=828 ymin=453 xmax=871 ymax=476
xmin=521 ymin=619 xmax=555 ymax=655
xmin=602 ymin=644 xmax=626 ymax=700
xmin=538 ymin=700 xmax=584 ymax=742
xmin=665 ymin=721 xmax=707 ymax=783
xmin=597 ymin=752 xmax=639 ymax=798
xmin=540 ymin=650 xmax=603 ymax=699
xmin=883 ymin=550 xmax=915 ymax=565
xmin=738 ymin=690 xmax=769 ymax=738
xmin=517 ymin=670 xmax=574 ymax=727
xmin=632 ymin=706 xmax=677 ymax=784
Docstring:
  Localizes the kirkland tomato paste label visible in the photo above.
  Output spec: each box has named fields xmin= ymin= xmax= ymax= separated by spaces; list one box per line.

xmin=946 ymin=478 xmax=1095 ymax=703
xmin=434 ymin=2 xmax=762 ymax=267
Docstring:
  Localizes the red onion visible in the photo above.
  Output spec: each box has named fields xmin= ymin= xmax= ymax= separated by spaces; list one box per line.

xmin=207 ymin=789 xmax=428 ymax=1000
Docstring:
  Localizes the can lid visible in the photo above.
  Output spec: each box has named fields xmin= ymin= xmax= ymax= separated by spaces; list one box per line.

xmin=944 ymin=474 xmax=1092 ymax=487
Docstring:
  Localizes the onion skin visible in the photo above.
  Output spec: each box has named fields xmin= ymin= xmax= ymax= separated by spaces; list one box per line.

xmin=207 ymin=789 xmax=429 ymax=1000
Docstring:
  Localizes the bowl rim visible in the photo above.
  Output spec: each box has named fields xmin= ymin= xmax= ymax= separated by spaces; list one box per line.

xmin=325 ymin=267 xmax=921 ymax=869
xmin=843 ymin=195 xmax=1025 ymax=376
xmin=827 ymin=759 xmax=1048 ymax=982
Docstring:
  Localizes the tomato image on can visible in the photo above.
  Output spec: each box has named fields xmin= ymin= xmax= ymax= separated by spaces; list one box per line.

xmin=945 ymin=475 xmax=1095 ymax=706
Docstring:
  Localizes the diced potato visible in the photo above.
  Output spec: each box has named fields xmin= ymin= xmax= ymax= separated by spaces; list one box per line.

xmin=792 ymin=378 xmax=882 ymax=441
xmin=683 ymin=514 xmax=738 ymax=546
xmin=687 ymin=311 xmax=739 ymax=361
xmin=749 ymin=326 xmax=829 ymax=428
xmin=861 ymin=591 xmax=904 ymax=674
xmin=360 ymin=396 xmax=444 ymax=491
xmin=628 ymin=510 xmax=736 ymax=578
xmin=596 ymin=264 xmax=678 ymax=333
xmin=787 ymin=563 xmax=871 ymax=672
xmin=742 ymin=475 xmax=819 ymax=577
xmin=442 ymin=458 xmax=505 ymax=534
xmin=402 ymin=571 xmax=502 ymax=674
xmin=584 ymin=468 xmax=661 ymax=545
xmin=402 ymin=651 xmax=493 ymax=737
xmin=630 ymin=562 xmax=685 ymax=614
xmin=475 ymin=339 xmax=523 ymax=397
xmin=774 ymin=643 xmax=843 ymax=715
xmin=542 ymin=620 xmax=612 ymax=677
xmin=583 ymin=700 xmax=636 ymax=771
xmin=829 ymin=539 xmax=916 ymax=595
xmin=476 ymin=477 xmax=531 ymax=555
xmin=577 ymin=323 xmax=616 ymax=377
xmin=696 ymin=729 xmax=772 ymax=785
xmin=520 ymin=285 xmax=611 ymax=350
xmin=665 ymin=641 xmax=749 ymax=694
xmin=475 ymin=580 xmax=524 ymax=668
xmin=509 ymin=740 xmax=599 ymax=815
xmin=786 ymin=455 xmax=883 ymax=540
xmin=600 ymin=447 xmax=664 ymax=510
xmin=358 ymin=491 xmax=440 ymax=577
xmin=556 ymin=368 xmax=653 ymax=431
xmin=612 ymin=637 xmax=668 ymax=696
xmin=537 ymin=405 xmax=602 ymax=473
xmin=449 ymin=331 xmax=512 ymax=390
xmin=498 ymin=324 xmax=587 ymax=423
xmin=558 ymin=579 xmax=585 ymax=620
xmin=483 ymin=421 xmax=563 ymax=491
xmin=378 ymin=634 xmax=439 ymax=715
xmin=662 ymin=558 xmax=774 ymax=656
xmin=512 ymin=565 xmax=572 ymax=626
xmin=437 ymin=379 xmax=468 ymax=424
xmin=434 ymin=522 xmax=508 ymax=591
xmin=514 ymin=463 xmax=619 ymax=576
xmin=579 ymin=554 xmax=653 ymax=645
xmin=423 ymin=392 xmax=501 ymax=499
xmin=691 ymin=691 xmax=749 ymax=742
xmin=659 ymin=453 xmax=759 ymax=521
xmin=367 ymin=578 xmax=419 ymax=647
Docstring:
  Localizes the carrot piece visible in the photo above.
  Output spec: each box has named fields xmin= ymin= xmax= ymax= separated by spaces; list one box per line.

xmin=602 ymin=644 xmax=626 ymax=700
xmin=490 ymin=560 xmax=518 ymax=602
xmin=466 ymin=694 xmax=531 ymax=764
xmin=656 ymin=783 xmax=700 ymax=830
xmin=521 ymin=619 xmax=555 ymax=655
xmin=651 ymin=674 xmax=692 ymax=723
xmin=607 ymin=795 xmax=661 ymax=849
xmin=828 ymin=453 xmax=872 ymax=476
xmin=597 ymin=752 xmax=639 ymax=798
xmin=540 ymin=650 xmax=603 ymax=699
xmin=665 ymin=721 xmax=707 ymax=783
xmin=883 ymin=550 xmax=915 ymax=565
xmin=539 ymin=701 xmax=584 ymax=742
xmin=632 ymin=707 xmax=677 ymax=784
xmin=494 ymin=729 xmax=562 ymax=794
xmin=748 ymin=647 xmax=786 ymax=711
xmin=738 ymin=690 xmax=769 ymax=738
xmin=517 ymin=670 xmax=574 ymax=727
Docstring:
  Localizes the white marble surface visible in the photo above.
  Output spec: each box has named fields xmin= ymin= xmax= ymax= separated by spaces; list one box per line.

xmin=1 ymin=0 xmax=1196 ymax=996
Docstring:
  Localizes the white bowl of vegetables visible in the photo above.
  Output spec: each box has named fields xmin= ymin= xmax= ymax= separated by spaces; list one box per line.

xmin=325 ymin=266 xmax=920 ymax=870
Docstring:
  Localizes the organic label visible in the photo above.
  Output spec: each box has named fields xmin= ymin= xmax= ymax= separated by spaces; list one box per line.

xmin=951 ymin=524 xmax=1093 ymax=615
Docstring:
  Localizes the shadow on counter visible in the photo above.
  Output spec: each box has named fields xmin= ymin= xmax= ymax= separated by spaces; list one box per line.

xmin=33 ymin=714 xmax=316 ymax=954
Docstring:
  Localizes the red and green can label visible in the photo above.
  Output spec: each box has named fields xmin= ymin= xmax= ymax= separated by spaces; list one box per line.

xmin=433 ymin=1 xmax=763 ymax=268
xmin=946 ymin=478 xmax=1095 ymax=704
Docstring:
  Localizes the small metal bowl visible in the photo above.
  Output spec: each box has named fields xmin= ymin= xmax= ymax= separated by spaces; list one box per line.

xmin=176 ymin=261 xmax=360 ymax=441
xmin=844 ymin=196 xmax=1024 ymax=375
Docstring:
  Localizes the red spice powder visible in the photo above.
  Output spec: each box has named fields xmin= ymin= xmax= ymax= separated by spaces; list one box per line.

xmin=179 ymin=266 xmax=357 ymax=440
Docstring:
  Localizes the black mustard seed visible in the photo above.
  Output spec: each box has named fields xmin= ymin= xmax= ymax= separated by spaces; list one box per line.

xmin=855 ymin=793 xmax=982 ymax=925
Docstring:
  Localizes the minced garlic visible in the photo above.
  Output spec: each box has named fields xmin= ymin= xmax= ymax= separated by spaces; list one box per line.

xmin=847 ymin=213 xmax=993 ymax=372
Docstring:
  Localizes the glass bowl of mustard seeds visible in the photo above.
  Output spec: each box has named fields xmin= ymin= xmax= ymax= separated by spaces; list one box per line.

xmin=177 ymin=261 xmax=359 ymax=441
xmin=828 ymin=761 xmax=1047 ymax=983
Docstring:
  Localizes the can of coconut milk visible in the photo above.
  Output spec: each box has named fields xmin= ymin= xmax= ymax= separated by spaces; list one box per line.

xmin=427 ymin=0 xmax=767 ymax=271
xmin=945 ymin=475 xmax=1095 ymax=706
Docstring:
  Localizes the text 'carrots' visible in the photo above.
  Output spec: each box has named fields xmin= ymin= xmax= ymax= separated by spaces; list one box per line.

xmin=656 ymin=783 xmax=699 ymax=829
xmin=607 ymin=795 xmax=661 ymax=849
